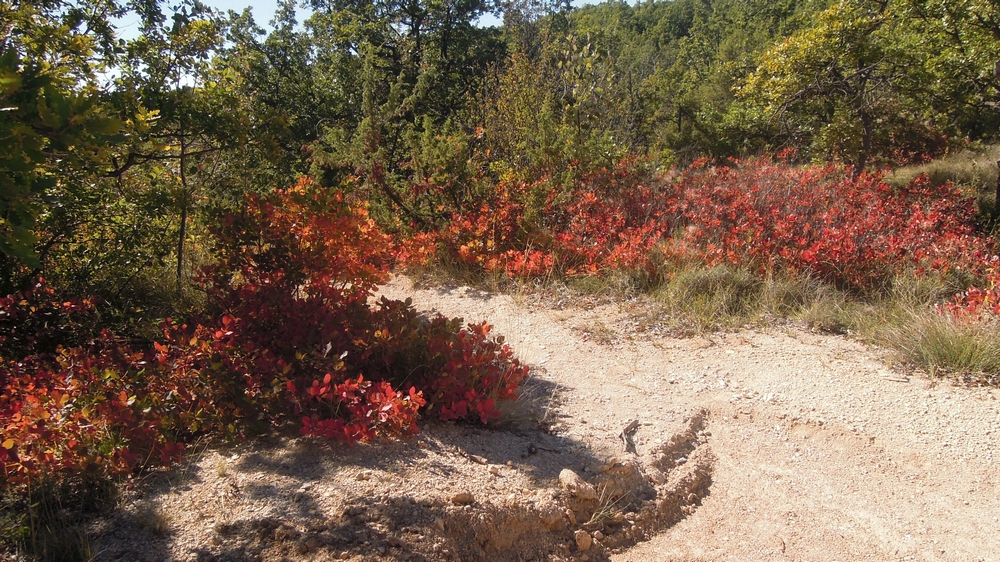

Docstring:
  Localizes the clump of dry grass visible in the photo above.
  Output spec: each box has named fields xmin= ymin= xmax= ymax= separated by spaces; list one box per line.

xmin=653 ymin=265 xmax=765 ymax=332
xmin=880 ymin=312 xmax=1000 ymax=378
xmin=1 ymin=476 xmax=115 ymax=562
xmin=886 ymin=145 xmax=1000 ymax=193
xmin=494 ymin=373 xmax=562 ymax=429
xmin=134 ymin=502 xmax=172 ymax=537
xmin=886 ymin=145 xmax=1000 ymax=224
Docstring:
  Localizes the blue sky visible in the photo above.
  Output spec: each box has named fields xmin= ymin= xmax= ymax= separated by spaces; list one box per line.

xmin=113 ymin=0 xmax=599 ymax=39
xmin=189 ymin=0 xmax=596 ymax=28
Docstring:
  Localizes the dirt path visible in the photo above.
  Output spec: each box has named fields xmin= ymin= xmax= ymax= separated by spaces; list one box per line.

xmin=90 ymin=276 xmax=1000 ymax=562
xmin=378 ymin=277 xmax=1000 ymax=562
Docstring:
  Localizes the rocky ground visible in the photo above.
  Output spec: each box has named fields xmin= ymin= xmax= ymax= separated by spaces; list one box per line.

xmin=87 ymin=275 xmax=1000 ymax=562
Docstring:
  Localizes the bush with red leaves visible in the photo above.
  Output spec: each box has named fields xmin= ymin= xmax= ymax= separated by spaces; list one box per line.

xmin=1 ymin=178 xmax=528 ymax=491
xmin=409 ymin=157 xmax=994 ymax=291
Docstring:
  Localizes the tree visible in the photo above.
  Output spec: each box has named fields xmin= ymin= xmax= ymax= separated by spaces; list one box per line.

xmin=903 ymin=0 xmax=1000 ymax=212
xmin=305 ymin=0 xmax=506 ymax=226
xmin=219 ymin=0 xmax=327 ymax=189
xmin=0 ymin=0 xmax=123 ymax=292
xmin=108 ymin=0 xmax=253 ymax=285
xmin=737 ymin=0 xmax=941 ymax=172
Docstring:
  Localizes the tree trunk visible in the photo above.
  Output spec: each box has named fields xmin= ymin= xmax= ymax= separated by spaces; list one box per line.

xmin=177 ymin=193 xmax=188 ymax=284
xmin=993 ymin=159 xmax=1000 ymax=220
xmin=177 ymin=118 xmax=188 ymax=287
xmin=854 ymin=108 xmax=873 ymax=179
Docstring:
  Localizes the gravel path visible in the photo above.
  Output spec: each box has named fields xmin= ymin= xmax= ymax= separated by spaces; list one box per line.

xmin=87 ymin=275 xmax=1000 ymax=561
xmin=381 ymin=277 xmax=1000 ymax=562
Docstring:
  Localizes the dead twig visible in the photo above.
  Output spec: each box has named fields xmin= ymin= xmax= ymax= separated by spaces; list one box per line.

xmin=619 ymin=419 xmax=640 ymax=454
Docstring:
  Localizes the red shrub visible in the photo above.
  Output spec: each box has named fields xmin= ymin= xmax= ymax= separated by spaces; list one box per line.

xmin=425 ymin=159 xmax=664 ymax=277
xmin=1 ymin=178 xmax=530 ymax=491
xmin=410 ymin=156 xmax=994 ymax=291
xmin=0 ymin=281 xmax=101 ymax=358
xmin=0 ymin=286 xmax=185 ymax=487
xmin=939 ymin=258 xmax=1000 ymax=320
xmin=540 ymin=159 xmax=664 ymax=275
xmin=665 ymin=159 xmax=991 ymax=288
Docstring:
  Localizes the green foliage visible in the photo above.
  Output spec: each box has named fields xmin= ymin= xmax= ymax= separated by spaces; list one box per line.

xmin=559 ymin=0 xmax=822 ymax=162
xmin=305 ymin=0 xmax=506 ymax=226
xmin=902 ymin=0 xmax=1000 ymax=140
xmin=472 ymin=30 xmax=635 ymax=200
xmin=737 ymin=0 xmax=945 ymax=171
xmin=0 ymin=0 xmax=123 ymax=291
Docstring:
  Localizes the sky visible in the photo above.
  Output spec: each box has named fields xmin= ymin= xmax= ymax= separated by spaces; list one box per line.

xmin=184 ymin=0 xmax=597 ymax=29
xmin=113 ymin=0 xmax=599 ymax=40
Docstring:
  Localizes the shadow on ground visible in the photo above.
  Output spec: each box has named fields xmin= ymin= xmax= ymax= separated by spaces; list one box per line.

xmin=84 ymin=377 xmax=714 ymax=562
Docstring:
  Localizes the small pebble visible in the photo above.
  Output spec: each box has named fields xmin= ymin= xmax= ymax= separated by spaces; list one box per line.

xmin=451 ymin=492 xmax=475 ymax=505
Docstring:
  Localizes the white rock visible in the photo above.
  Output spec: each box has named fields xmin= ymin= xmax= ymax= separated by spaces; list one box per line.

xmin=558 ymin=469 xmax=598 ymax=500
xmin=451 ymin=492 xmax=475 ymax=505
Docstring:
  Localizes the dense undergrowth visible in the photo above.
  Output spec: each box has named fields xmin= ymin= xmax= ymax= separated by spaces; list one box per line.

xmin=0 ymin=180 xmax=529 ymax=556
xmin=414 ymin=156 xmax=990 ymax=289
xmin=397 ymin=154 xmax=1000 ymax=379
xmin=4 ymin=154 xmax=1000 ymax=558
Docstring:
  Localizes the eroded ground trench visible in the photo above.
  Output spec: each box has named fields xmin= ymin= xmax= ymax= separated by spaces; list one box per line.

xmin=91 ymin=276 xmax=1000 ymax=561
xmin=93 ymin=382 xmax=715 ymax=562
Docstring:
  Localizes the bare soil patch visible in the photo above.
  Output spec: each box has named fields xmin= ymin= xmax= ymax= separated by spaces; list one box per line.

xmin=87 ymin=275 xmax=1000 ymax=561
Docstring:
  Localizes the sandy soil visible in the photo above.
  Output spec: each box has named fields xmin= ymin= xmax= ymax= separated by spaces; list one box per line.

xmin=87 ymin=275 xmax=1000 ymax=562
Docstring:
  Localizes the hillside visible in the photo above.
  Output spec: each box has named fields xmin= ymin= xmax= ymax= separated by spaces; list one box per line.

xmin=81 ymin=275 xmax=1000 ymax=561
xmin=4 ymin=1 xmax=1000 ymax=559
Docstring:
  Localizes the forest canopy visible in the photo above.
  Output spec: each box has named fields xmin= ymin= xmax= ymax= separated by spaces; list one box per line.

xmin=2 ymin=0 xmax=999 ymax=298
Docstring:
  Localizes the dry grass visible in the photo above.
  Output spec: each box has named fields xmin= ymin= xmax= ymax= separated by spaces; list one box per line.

xmin=133 ymin=502 xmax=172 ymax=537
xmin=651 ymin=265 xmax=770 ymax=332
xmin=880 ymin=312 xmax=1000 ymax=378
xmin=406 ymin=248 xmax=1000 ymax=384
xmin=1 ymin=476 xmax=116 ymax=562
xmin=886 ymin=144 xmax=1000 ymax=224
xmin=886 ymin=145 xmax=1000 ymax=192
xmin=494 ymin=373 xmax=562 ymax=429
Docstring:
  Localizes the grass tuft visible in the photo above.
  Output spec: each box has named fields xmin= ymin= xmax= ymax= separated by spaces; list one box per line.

xmin=134 ymin=502 xmax=172 ymax=537
xmin=881 ymin=312 xmax=1000 ymax=377
xmin=654 ymin=265 xmax=765 ymax=331
xmin=1 ymin=476 xmax=116 ymax=562
xmin=797 ymin=288 xmax=852 ymax=334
